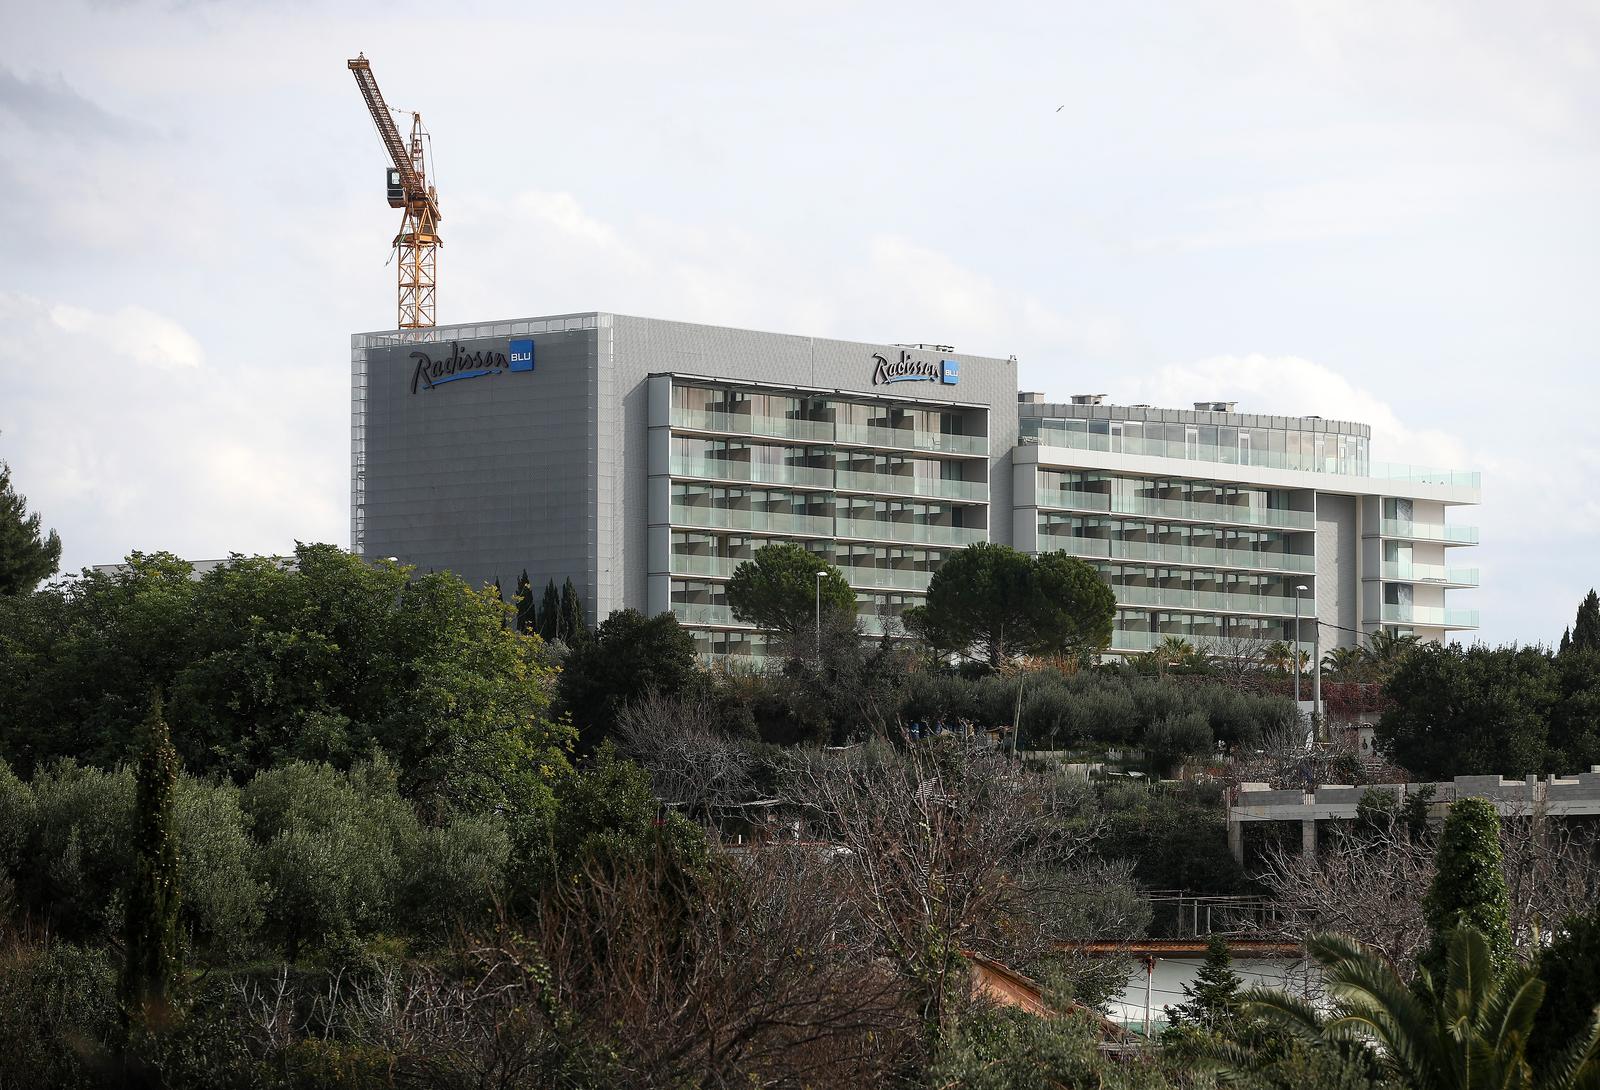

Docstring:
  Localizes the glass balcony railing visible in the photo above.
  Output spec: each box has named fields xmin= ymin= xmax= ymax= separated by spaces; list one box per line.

xmin=1369 ymin=463 xmax=1482 ymax=489
xmin=669 ymin=553 xmax=740 ymax=579
xmin=1379 ymin=519 xmax=1479 ymax=545
xmin=670 ymin=456 xmax=833 ymax=490
xmin=672 ymin=407 xmax=988 ymax=457
xmin=669 ymin=553 xmax=934 ymax=593
xmin=1044 ymin=534 xmax=1317 ymax=574
xmin=1110 ymin=584 xmax=1305 ymax=617
xmin=670 ymin=504 xmax=835 ymax=536
xmin=672 ymin=601 xmax=740 ymax=626
xmin=671 ymin=407 xmax=834 ymax=444
xmin=835 ymin=469 xmax=988 ymax=502
xmin=1036 ymin=489 xmax=1314 ymax=531
xmin=1380 ymin=604 xmax=1480 ymax=628
xmin=835 ymin=517 xmax=987 ymax=548
xmin=1108 ymin=630 xmax=1314 ymax=656
xmin=1379 ymin=562 xmax=1480 ymax=586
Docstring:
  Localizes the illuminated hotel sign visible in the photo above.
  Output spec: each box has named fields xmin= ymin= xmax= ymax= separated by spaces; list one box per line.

xmin=872 ymin=350 xmax=959 ymax=386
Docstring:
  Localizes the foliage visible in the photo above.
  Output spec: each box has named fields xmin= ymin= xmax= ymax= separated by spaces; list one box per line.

xmin=558 ymin=577 xmax=586 ymax=644
xmin=929 ymin=1005 xmax=1169 ymax=1089
xmin=0 ymin=940 xmax=120 ymax=1087
xmin=556 ymin=607 xmax=701 ymax=752
xmin=0 ymin=544 xmax=572 ymax=818
xmin=512 ymin=568 xmax=535 ymax=634
xmin=1563 ymin=589 xmax=1600 ymax=655
xmin=1096 ymin=780 xmax=1255 ymax=900
xmin=1418 ymin=798 xmax=1512 ymax=981
xmin=0 ymin=456 xmax=62 ymax=596
xmin=1143 ymin=710 xmax=1214 ymax=776
xmin=538 ymin=577 xmax=561 ymax=641
xmin=725 ymin=541 xmax=855 ymax=637
xmin=1531 ymin=909 xmax=1600 ymax=1080
xmin=121 ymin=693 xmax=183 ymax=1025
xmin=1166 ymin=936 xmax=1243 ymax=1032
xmin=1242 ymin=928 xmax=1600 ymax=1090
xmin=905 ymin=543 xmax=1114 ymax=668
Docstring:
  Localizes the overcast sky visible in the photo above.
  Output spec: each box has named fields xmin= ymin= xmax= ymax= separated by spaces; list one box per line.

xmin=2 ymin=0 xmax=1596 ymax=645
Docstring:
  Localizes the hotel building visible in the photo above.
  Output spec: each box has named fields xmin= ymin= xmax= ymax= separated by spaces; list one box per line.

xmin=352 ymin=312 xmax=1479 ymax=661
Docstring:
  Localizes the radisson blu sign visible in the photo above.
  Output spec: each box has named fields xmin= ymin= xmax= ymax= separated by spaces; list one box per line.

xmin=410 ymin=338 xmax=535 ymax=394
xmin=871 ymin=349 xmax=959 ymax=387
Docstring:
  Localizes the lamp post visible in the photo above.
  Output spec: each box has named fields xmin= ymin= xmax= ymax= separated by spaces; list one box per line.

xmin=815 ymin=569 xmax=824 ymax=659
xmin=1293 ymin=584 xmax=1309 ymax=709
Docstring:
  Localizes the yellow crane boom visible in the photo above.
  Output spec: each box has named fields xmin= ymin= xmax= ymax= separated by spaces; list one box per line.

xmin=348 ymin=54 xmax=440 ymax=332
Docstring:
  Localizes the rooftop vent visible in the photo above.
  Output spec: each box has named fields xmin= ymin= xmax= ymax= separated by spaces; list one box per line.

xmin=1193 ymin=400 xmax=1238 ymax=413
xmin=1070 ymin=393 xmax=1106 ymax=406
xmin=1018 ymin=391 xmax=1045 ymax=404
xmin=895 ymin=343 xmax=956 ymax=353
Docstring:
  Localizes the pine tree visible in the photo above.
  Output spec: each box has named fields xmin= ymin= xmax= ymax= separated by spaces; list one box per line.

xmin=121 ymin=692 xmax=182 ymax=1026
xmin=513 ymin=570 xmax=535 ymax=634
xmin=560 ymin=578 xmax=587 ymax=643
xmin=1166 ymin=935 xmax=1243 ymax=1031
xmin=1570 ymin=589 xmax=1600 ymax=654
xmin=0 ymin=458 xmax=62 ymax=595
xmin=539 ymin=579 xmax=561 ymax=641
xmin=1420 ymin=797 xmax=1511 ymax=981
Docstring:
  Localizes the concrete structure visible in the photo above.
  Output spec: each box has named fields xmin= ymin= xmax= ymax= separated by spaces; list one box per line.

xmin=351 ymin=312 xmax=1480 ymax=661
xmin=1227 ymin=770 xmax=1600 ymax=862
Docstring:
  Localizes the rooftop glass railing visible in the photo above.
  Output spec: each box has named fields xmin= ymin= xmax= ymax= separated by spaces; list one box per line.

xmin=835 ymin=469 xmax=988 ymax=503
xmin=1369 ymin=463 xmax=1482 ymax=489
xmin=1043 ymin=533 xmax=1317 ymax=574
xmin=1378 ymin=562 xmax=1481 ymax=586
xmin=1036 ymin=488 xmax=1314 ymax=531
xmin=670 ymin=504 xmax=835 ymax=537
xmin=1379 ymin=519 xmax=1480 ymax=545
xmin=1110 ymin=584 xmax=1304 ymax=616
xmin=1380 ymin=604 xmax=1480 ymax=628
xmin=670 ymin=456 xmax=833 ymax=490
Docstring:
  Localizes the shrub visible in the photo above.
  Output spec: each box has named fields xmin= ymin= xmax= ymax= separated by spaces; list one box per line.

xmin=1143 ymin=712 xmax=1213 ymax=776
xmin=174 ymin=777 xmax=266 ymax=956
xmin=21 ymin=761 xmax=133 ymax=938
xmin=403 ymin=813 xmax=512 ymax=940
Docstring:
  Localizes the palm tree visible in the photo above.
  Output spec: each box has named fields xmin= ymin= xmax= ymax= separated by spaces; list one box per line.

xmin=1154 ymin=635 xmax=1195 ymax=677
xmin=1265 ymin=640 xmax=1294 ymax=674
xmin=1362 ymin=628 xmax=1418 ymax=680
xmin=1237 ymin=929 xmax=1600 ymax=1090
xmin=1320 ymin=645 xmax=1367 ymax=682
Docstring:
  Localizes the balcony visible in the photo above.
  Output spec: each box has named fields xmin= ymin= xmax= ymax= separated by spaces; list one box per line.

xmin=834 ymin=517 xmax=987 ymax=548
xmin=669 ymin=553 xmax=934 ymax=593
xmin=1107 ymin=629 xmax=1314 ymax=657
xmin=1379 ymin=604 xmax=1480 ymax=628
xmin=1036 ymin=488 xmax=1314 ymax=531
xmin=670 ymin=504 xmax=835 ymax=537
xmin=670 ymin=456 xmax=833 ymax=490
xmin=1378 ymin=562 xmax=1480 ymax=586
xmin=1379 ymin=519 xmax=1480 ymax=545
xmin=1044 ymin=534 xmax=1316 ymax=574
xmin=669 ymin=553 xmax=740 ymax=579
xmin=833 ymin=421 xmax=988 ymax=457
xmin=835 ymin=468 xmax=988 ymax=503
xmin=671 ymin=407 xmax=834 ymax=444
xmin=672 ymin=601 xmax=741 ymax=627
xmin=1110 ymin=584 xmax=1304 ymax=617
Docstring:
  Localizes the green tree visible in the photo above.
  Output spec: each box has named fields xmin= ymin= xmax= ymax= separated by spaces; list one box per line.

xmin=1167 ymin=936 xmax=1243 ymax=1032
xmin=1362 ymin=628 xmax=1418 ymax=679
xmin=1321 ymin=645 xmax=1368 ymax=682
xmin=1030 ymin=550 xmax=1116 ymax=658
xmin=512 ymin=569 xmax=535 ymax=634
xmin=1419 ymin=797 xmax=1511 ymax=981
xmin=538 ymin=578 xmax=561 ymax=641
xmin=557 ymin=608 xmax=701 ymax=752
xmin=0 ymin=457 xmax=62 ymax=596
xmin=1530 ymin=909 xmax=1600 ymax=1080
xmin=559 ymin=577 xmax=586 ymax=643
xmin=1243 ymin=928 xmax=1600 ymax=1090
xmin=726 ymin=542 xmax=854 ymax=639
xmin=1374 ymin=643 xmax=1556 ymax=778
xmin=120 ymin=694 xmax=182 ymax=1025
xmin=1567 ymin=589 xmax=1600 ymax=654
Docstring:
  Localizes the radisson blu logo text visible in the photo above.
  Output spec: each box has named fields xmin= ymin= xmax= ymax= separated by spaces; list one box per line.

xmin=411 ymin=339 xmax=535 ymax=394
xmin=871 ymin=350 xmax=959 ymax=387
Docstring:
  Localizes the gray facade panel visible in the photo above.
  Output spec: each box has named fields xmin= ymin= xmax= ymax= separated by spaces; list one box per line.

xmin=1316 ymin=493 xmax=1359 ymax=649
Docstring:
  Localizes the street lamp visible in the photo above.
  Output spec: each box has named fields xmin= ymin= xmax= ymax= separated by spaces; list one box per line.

xmin=1293 ymin=584 xmax=1309 ymax=708
xmin=815 ymin=569 xmax=825 ymax=659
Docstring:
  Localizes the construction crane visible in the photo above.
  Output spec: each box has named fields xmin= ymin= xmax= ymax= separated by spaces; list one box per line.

xmin=347 ymin=54 xmax=441 ymax=332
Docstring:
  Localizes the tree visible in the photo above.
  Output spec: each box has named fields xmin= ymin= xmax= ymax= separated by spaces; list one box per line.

xmin=725 ymin=542 xmax=854 ymax=639
xmin=559 ymin=577 xmax=586 ymax=643
xmin=1419 ymin=797 xmax=1511 ymax=981
xmin=1321 ymin=646 xmax=1368 ymax=683
xmin=1166 ymin=935 xmax=1243 ymax=1032
xmin=1375 ymin=643 xmax=1557 ymax=778
xmin=1242 ymin=928 xmax=1600 ymax=1090
xmin=1531 ymin=909 xmax=1600 ymax=1080
xmin=512 ymin=570 xmax=535 ymax=634
xmin=0 ymin=458 xmax=62 ymax=596
xmin=906 ymin=544 xmax=1114 ymax=668
xmin=557 ymin=608 xmax=700 ymax=752
xmin=121 ymin=693 xmax=182 ymax=1025
xmin=1361 ymin=628 xmax=1418 ymax=679
xmin=538 ymin=578 xmax=561 ymax=641
xmin=1566 ymin=589 xmax=1600 ymax=655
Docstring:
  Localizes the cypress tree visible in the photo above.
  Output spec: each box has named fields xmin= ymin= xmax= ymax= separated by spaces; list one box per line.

xmin=560 ymin=578 xmax=587 ymax=643
xmin=1560 ymin=628 xmax=1572 ymax=656
xmin=492 ymin=577 xmax=505 ymax=627
xmin=121 ymin=692 xmax=182 ymax=1026
xmin=513 ymin=570 xmax=535 ymax=634
xmin=1419 ymin=797 xmax=1511 ymax=980
xmin=1571 ymin=590 xmax=1600 ymax=654
xmin=0 ymin=457 xmax=62 ymax=595
xmin=539 ymin=579 xmax=561 ymax=641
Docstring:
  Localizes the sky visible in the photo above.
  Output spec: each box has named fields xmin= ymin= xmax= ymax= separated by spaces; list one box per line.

xmin=1 ymin=0 xmax=1596 ymax=646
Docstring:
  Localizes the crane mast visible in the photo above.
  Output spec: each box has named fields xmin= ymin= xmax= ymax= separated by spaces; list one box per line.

xmin=347 ymin=54 xmax=441 ymax=332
